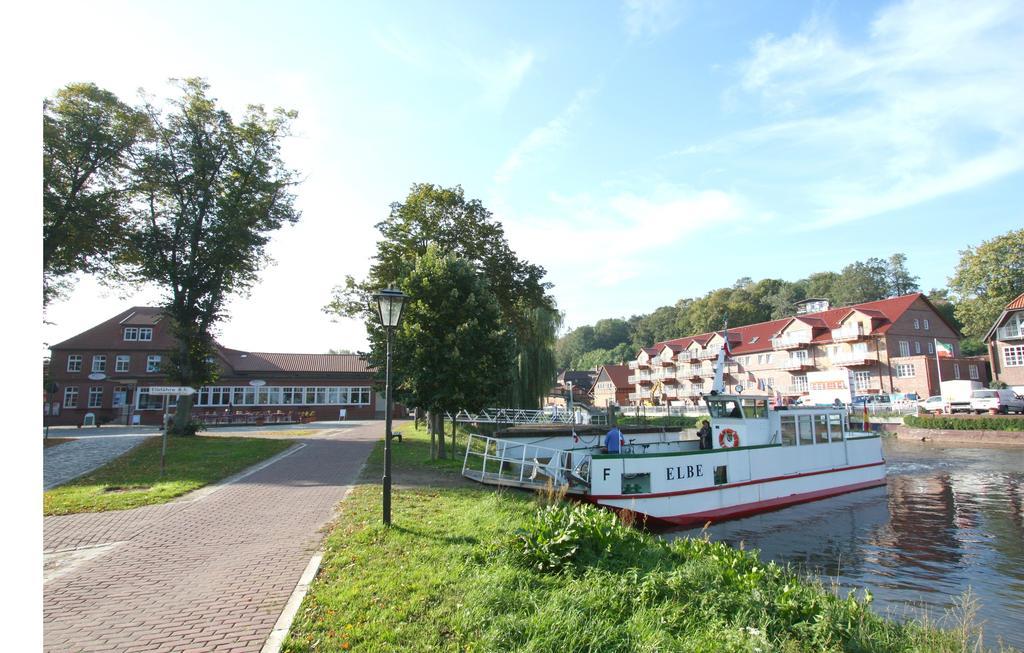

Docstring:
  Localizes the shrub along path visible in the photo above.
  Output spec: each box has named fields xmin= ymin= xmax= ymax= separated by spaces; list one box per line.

xmin=43 ymin=421 xmax=390 ymax=653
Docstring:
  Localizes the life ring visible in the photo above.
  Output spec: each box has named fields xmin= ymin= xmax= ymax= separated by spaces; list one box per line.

xmin=719 ymin=428 xmax=740 ymax=448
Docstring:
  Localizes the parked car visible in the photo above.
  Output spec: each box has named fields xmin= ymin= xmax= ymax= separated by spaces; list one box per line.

xmin=918 ymin=395 xmax=946 ymax=413
xmin=969 ymin=389 xmax=1024 ymax=414
xmin=852 ymin=395 xmax=892 ymax=408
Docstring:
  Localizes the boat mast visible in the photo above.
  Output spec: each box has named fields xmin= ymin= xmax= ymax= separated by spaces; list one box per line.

xmin=712 ymin=317 xmax=728 ymax=394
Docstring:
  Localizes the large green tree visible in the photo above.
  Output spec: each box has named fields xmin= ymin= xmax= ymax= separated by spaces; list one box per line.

xmin=127 ymin=79 xmax=300 ymax=434
xmin=43 ymin=83 xmax=147 ymax=306
xmin=392 ymin=247 xmax=514 ymax=457
xmin=949 ymin=229 xmax=1024 ymax=341
xmin=326 ymin=183 xmax=557 ymax=409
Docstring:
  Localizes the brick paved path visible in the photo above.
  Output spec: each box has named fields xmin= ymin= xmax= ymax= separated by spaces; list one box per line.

xmin=44 ymin=422 xmax=385 ymax=652
xmin=45 ymin=435 xmax=152 ymax=490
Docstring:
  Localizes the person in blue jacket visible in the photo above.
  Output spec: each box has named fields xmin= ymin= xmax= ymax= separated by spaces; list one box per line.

xmin=604 ymin=425 xmax=624 ymax=453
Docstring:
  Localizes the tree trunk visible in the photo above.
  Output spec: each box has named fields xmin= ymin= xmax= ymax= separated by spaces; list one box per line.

xmin=172 ymin=394 xmax=195 ymax=435
xmin=415 ymin=407 xmax=423 ymax=430
xmin=435 ymin=412 xmax=446 ymax=459
xmin=451 ymin=419 xmax=457 ymax=459
xmin=427 ymin=410 xmax=436 ymax=460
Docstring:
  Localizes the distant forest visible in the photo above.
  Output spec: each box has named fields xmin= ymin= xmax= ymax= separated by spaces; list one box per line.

xmin=557 ymin=228 xmax=1024 ymax=371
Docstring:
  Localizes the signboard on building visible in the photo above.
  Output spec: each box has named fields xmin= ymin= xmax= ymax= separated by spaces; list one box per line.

xmin=145 ymin=386 xmax=197 ymax=396
xmin=806 ymin=369 xmax=855 ymax=405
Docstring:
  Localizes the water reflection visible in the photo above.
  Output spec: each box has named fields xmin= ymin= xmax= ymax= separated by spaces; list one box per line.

xmin=665 ymin=440 xmax=1024 ymax=649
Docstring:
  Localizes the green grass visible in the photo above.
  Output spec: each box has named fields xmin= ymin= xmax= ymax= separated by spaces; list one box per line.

xmin=282 ymin=425 xmax=989 ymax=653
xmin=44 ymin=436 xmax=293 ymax=515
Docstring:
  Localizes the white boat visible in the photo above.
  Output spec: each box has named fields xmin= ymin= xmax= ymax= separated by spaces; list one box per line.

xmin=462 ymin=348 xmax=886 ymax=528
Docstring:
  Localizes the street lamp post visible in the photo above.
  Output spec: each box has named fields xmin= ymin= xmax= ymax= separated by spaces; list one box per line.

xmin=372 ymin=288 xmax=407 ymax=526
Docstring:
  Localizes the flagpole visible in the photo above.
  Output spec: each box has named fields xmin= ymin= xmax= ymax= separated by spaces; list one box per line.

xmin=934 ymin=338 xmax=943 ymax=395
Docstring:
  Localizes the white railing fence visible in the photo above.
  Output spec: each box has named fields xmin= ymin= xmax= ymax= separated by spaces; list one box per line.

xmin=461 ymin=434 xmax=588 ymax=489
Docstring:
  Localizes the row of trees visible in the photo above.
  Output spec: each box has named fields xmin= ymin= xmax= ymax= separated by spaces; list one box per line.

xmin=44 ymin=80 xmax=301 ymax=433
xmin=557 ymin=231 xmax=1024 ymax=370
xmin=323 ymin=184 xmax=559 ymax=458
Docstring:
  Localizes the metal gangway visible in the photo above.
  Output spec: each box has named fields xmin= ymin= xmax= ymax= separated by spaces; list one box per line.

xmin=461 ymin=433 xmax=591 ymax=493
xmin=447 ymin=407 xmax=607 ymax=425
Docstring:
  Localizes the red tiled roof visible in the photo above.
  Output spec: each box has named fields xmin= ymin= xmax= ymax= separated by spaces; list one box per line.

xmin=217 ymin=348 xmax=372 ymax=373
xmin=600 ymin=364 xmax=631 ymax=388
xmin=51 ymin=307 xmax=178 ymax=351
xmin=649 ymin=293 xmax=927 ymax=356
xmin=1007 ymin=292 xmax=1024 ymax=310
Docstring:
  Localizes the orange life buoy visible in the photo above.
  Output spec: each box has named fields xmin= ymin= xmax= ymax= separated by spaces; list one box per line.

xmin=719 ymin=428 xmax=740 ymax=448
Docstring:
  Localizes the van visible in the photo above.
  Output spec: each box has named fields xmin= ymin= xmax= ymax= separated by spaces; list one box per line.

xmin=970 ymin=389 xmax=1024 ymax=415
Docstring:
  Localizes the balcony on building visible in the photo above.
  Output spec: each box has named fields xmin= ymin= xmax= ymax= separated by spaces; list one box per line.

xmin=831 ymin=324 xmax=866 ymax=342
xmin=687 ymin=366 xmax=703 ymax=380
xmin=697 ymin=347 xmax=721 ymax=360
xmin=782 ymin=385 xmax=808 ymax=395
xmin=771 ymin=331 xmax=813 ymax=350
xmin=723 ymin=361 xmax=739 ymax=374
xmin=997 ymin=323 xmax=1024 ymax=340
xmin=663 ymin=387 xmax=678 ymax=398
xmin=779 ymin=356 xmax=815 ymax=371
xmin=831 ymin=351 xmax=878 ymax=367
xmin=677 ymin=350 xmax=698 ymax=363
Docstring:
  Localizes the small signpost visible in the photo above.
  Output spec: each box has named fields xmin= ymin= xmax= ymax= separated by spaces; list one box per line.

xmin=146 ymin=387 xmax=197 ymax=476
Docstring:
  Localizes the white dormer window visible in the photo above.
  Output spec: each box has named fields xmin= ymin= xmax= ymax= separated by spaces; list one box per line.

xmin=139 ymin=327 xmax=153 ymax=341
xmin=123 ymin=327 xmax=139 ymax=341
xmin=913 ymin=319 xmax=920 ymax=329
xmin=923 ymin=319 xmax=930 ymax=330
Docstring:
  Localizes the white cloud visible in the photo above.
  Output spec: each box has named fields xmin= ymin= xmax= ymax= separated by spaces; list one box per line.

xmin=623 ymin=0 xmax=685 ymax=38
xmin=494 ymin=88 xmax=594 ymax=184
xmin=707 ymin=0 xmax=1024 ymax=227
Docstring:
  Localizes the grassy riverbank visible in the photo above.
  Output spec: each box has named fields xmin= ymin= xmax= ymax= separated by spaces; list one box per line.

xmin=282 ymin=425 xmax=984 ymax=653
xmin=44 ymin=436 xmax=293 ymax=515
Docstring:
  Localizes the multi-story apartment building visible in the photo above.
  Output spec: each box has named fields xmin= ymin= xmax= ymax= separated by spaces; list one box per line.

xmin=47 ymin=307 xmax=379 ymax=426
xmin=627 ymin=293 xmax=986 ymax=406
xmin=590 ymin=364 xmax=631 ymax=408
xmin=985 ymin=292 xmax=1024 ymax=390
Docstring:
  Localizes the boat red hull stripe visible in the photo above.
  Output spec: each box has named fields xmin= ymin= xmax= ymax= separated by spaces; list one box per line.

xmin=621 ymin=478 xmax=888 ymax=528
xmin=588 ymin=460 xmax=885 ymax=500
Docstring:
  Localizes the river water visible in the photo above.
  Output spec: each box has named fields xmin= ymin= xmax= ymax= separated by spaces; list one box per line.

xmin=666 ymin=439 xmax=1024 ymax=649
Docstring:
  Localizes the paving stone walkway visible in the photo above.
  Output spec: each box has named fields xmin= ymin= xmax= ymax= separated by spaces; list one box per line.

xmin=45 ymin=435 xmax=153 ymax=490
xmin=43 ymin=421 xmax=386 ymax=653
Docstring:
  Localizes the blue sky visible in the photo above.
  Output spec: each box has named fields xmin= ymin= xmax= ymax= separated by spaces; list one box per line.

xmin=34 ymin=0 xmax=1024 ymax=353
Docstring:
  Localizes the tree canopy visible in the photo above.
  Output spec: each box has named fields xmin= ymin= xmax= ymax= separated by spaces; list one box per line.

xmin=949 ymin=228 xmax=1024 ymax=341
xmin=43 ymin=83 xmax=147 ymax=306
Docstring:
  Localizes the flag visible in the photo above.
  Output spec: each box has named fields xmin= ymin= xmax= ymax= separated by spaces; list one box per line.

xmin=935 ymin=340 xmax=953 ymax=358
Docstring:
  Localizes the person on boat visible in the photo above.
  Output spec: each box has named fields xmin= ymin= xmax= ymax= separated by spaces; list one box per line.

xmin=603 ymin=425 xmax=624 ymax=453
xmin=697 ymin=420 xmax=713 ymax=450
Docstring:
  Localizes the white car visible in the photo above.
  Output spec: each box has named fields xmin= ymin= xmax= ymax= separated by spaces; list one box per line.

xmin=918 ymin=395 xmax=946 ymax=413
xmin=970 ymin=389 xmax=1024 ymax=414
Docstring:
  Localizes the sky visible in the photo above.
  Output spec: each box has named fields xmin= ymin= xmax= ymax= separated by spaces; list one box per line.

xmin=32 ymin=0 xmax=1024 ymax=355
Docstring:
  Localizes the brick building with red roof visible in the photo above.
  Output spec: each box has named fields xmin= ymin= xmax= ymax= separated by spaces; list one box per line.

xmin=591 ymin=364 xmax=632 ymax=408
xmin=627 ymin=293 xmax=989 ymax=406
xmin=985 ymin=292 xmax=1024 ymax=390
xmin=47 ymin=307 xmax=379 ymax=426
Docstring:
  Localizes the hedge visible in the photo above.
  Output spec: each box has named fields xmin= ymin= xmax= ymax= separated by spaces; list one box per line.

xmin=618 ymin=415 xmax=698 ymax=428
xmin=904 ymin=414 xmax=1024 ymax=431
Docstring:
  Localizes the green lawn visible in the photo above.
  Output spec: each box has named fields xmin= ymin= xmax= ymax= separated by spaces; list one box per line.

xmin=282 ymin=424 xmax=981 ymax=653
xmin=44 ymin=436 xmax=293 ymax=515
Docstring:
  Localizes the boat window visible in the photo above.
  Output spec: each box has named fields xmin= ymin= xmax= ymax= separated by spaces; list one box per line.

xmin=798 ymin=415 xmax=813 ymax=446
xmin=781 ymin=416 xmax=797 ymax=446
xmin=815 ymin=415 xmax=829 ymax=443
xmin=714 ymin=465 xmax=728 ymax=485
xmin=708 ymin=399 xmax=742 ymax=418
xmin=741 ymin=398 xmax=768 ymax=418
xmin=828 ymin=414 xmax=844 ymax=440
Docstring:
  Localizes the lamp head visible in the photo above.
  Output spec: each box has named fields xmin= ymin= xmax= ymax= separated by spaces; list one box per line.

xmin=372 ymin=288 xmax=407 ymax=329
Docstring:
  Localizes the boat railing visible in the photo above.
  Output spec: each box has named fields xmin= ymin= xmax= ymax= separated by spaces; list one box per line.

xmin=462 ymin=433 xmax=591 ymax=491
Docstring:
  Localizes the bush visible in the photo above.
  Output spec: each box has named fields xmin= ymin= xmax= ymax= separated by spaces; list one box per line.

xmin=904 ymin=414 xmax=1024 ymax=431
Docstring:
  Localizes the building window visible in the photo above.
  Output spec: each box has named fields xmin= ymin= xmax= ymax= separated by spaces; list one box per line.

xmin=969 ymin=365 xmax=979 ymax=380
xmin=923 ymin=319 xmax=930 ymax=330
xmin=139 ymin=327 xmax=153 ymax=341
xmin=63 ymin=387 xmax=79 ymax=408
xmin=899 ymin=341 xmax=910 ymax=357
xmin=113 ymin=386 xmax=128 ymax=407
xmin=913 ymin=319 xmax=920 ymax=329
xmin=793 ymin=375 xmax=808 ymax=392
xmin=67 ymin=355 xmax=82 ymax=372
xmin=895 ymin=363 xmax=916 ymax=378
xmin=1003 ymin=345 xmax=1024 ymax=367
xmin=115 ymin=355 xmax=130 ymax=372
xmin=927 ymin=342 xmax=934 ymax=355
xmin=914 ymin=342 xmax=921 ymax=354
xmin=91 ymin=355 xmax=106 ymax=373
xmin=852 ymin=371 xmax=872 ymax=391
xmin=123 ymin=327 xmax=139 ymax=341
xmin=136 ymin=389 xmax=165 ymax=410
xmin=954 ymin=364 xmax=961 ymax=380
xmin=88 ymin=386 xmax=103 ymax=408
xmin=146 ymin=355 xmax=162 ymax=372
